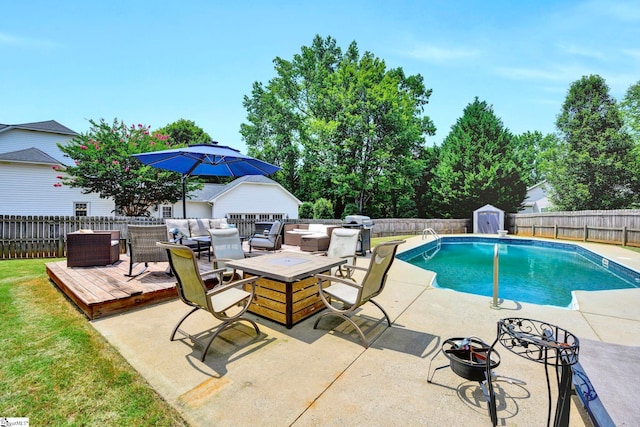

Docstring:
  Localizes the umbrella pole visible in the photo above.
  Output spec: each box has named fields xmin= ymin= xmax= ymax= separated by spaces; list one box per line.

xmin=182 ymin=175 xmax=187 ymax=219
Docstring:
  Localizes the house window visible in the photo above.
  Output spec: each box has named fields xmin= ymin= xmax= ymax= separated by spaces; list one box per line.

xmin=161 ymin=206 xmax=173 ymax=218
xmin=74 ymin=202 xmax=89 ymax=216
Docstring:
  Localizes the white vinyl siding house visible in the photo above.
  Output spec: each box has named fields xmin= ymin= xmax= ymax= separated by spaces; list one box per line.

xmin=211 ymin=177 xmax=300 ymax=219
xmin=0 ymin=121 xmax=116 ymax=216
xmin=522 ymin=181 xmax=552 ymax=213
xmin=157 ymin=175 xmax=301 ymax=219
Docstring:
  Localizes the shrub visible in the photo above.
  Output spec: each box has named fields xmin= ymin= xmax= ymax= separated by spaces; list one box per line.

xmin=298 ymin=202 xmax=314 ymax=219
xmin=313 ymin=198 xmax=334 ymax=219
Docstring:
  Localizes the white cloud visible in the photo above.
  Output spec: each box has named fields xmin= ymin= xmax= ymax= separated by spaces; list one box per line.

xmin=622 ymin=48 xmax=640 ymax=60
xmin=557 ymin=43 xmax=606 ymax=60
xmin=400 ymin=43 xmax=480 ymax=64
xmin=0 ymin=32 xmax=62 ymax=48
xmin=585 ymin=0 xmax=640 ymax=22
xmin=494 ymin=65 xmax=589 ymax=82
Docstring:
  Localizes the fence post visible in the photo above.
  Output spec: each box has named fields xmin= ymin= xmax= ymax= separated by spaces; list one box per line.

xmin=532 ymin=224 xmax=536 ymax=237
xmin=57 ymin=235 xmax=64 ymax=258
xmin=554 ymin=224 xmax=558 ymax=239
xmin=623 ymin=226 xmax=627 ymax=246
xmin=583 ymin=225 xmax=588 ymax=242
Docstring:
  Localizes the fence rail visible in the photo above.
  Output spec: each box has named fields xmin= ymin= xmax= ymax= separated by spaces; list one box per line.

xmin=508 ymin=209 xmax=640 ymax=247
xmin=3 ymin=211 xmax=640 ymax=259
xmin=0 ymin=215 xmax=471 ymax=260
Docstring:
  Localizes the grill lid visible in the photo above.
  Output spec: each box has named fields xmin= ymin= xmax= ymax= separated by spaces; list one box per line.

xmin=344 ymin=215 xmax=373 ymax=226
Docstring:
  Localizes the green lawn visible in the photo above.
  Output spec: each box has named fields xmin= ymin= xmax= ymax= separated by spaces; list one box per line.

xmin=0 ymin=258 xmax=188 ymax=426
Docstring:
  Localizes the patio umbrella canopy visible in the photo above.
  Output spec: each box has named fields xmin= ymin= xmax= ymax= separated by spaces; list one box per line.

xmin=133 ymin=142 xmax=280 ymax=218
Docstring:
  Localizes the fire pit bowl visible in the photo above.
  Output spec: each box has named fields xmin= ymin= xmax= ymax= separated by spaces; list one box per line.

xmin=442 ymin=337 xmax=500 ymax=382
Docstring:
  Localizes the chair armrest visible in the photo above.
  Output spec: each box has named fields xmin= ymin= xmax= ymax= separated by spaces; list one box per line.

xmin=206 ymin=276 xmax=258 ymax=296
xmin=343 ymin=264 xmax=367 ymax=273
xmin=315 ymin=273 xmax=362 ymax=289
xmin=201 ymin=267 xmax=228 ymax=279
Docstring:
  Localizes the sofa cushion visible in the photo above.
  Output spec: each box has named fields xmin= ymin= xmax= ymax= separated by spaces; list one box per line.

xmin=308 ymin=224 xmax=325 ymax=233
xmin=209 ymin=218 xmax=229 ymax=229
xmin=188 ymin=219 xmax=210 ymax=237
xmin=165 ymin=219 xmax=190 ymax=239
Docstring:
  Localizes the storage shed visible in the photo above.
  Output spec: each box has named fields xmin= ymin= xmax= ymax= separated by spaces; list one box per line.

xmin=473 ymin=204 xmax=504 ymax=234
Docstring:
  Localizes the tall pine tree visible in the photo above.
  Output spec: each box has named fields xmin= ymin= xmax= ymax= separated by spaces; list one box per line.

xmin=432 ymin=98 xmax=527 ymax=218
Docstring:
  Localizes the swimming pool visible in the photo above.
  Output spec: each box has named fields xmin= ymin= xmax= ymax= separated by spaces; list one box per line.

xmin=397 ymin=236 xmax=640 ymax=308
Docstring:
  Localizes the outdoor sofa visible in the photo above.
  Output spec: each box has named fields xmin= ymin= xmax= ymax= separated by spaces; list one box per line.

xmin=284 ymin=223 xmax=338 ymax=247
xmin=164 ymin=218 xmax=230 ymax=259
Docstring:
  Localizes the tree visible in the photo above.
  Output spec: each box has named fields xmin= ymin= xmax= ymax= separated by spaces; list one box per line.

xmin=155 ymin=119 xmax=211 ymax=146
xmin=56 ymin=118 xmax=200 ymax=216
xmin=548 ymin=75 xmax=636 ymax=210
xmin=512 ymin=131 xmax=557 ymax=187
xmin=431 ymin=98 xmax=527 ymax=218
xmin=241 ymin=35 xmax=435 ymax=218
xmin=413 ymin=144 xmax=440 ymax=217
xmin=621 ymin=80 xmax=640 ymax=143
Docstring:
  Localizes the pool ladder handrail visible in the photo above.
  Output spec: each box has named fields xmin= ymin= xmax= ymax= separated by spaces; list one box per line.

xmin=421 ymin=228 xmax=442 ymax=261
xmin=491 ymin=243 xmax=500 ymax=309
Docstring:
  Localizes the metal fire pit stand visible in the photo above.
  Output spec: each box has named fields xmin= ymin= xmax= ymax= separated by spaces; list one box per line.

xmin=428 ymin=337 xmax=525 ymax=417
xmin=486 ymin=318 xmax=580 ymax=427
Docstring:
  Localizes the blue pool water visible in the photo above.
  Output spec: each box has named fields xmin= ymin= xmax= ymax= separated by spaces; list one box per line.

xmin=398 ymin=237 xmax=640 ymax=308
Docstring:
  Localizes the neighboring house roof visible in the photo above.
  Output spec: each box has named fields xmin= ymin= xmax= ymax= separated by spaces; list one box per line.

xmin=526 ymin=180 xmax=548 ymax=192
xmin=0 ymin=120 xmax=77 ymax=136
xmin=188 ymin=183 xmax=226 ymax=202
xmin=212 ymin=175 xmax=302 ymax=204
xmin=0 ymin=147 xmax=61 ymax=165
xmin=187 ymin=175 xmax=302 ymax=204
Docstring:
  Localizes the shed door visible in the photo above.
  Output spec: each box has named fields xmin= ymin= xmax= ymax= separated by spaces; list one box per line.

xmin=477 ymin=211 xmax=500 ymax=234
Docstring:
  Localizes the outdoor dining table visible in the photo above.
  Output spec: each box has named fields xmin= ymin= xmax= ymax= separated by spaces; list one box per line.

xmin=225 ymin=251 xmax=347 ymax=328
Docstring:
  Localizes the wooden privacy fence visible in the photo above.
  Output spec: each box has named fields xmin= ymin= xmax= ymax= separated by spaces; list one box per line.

xmin=4 ymin=211 xmax=639 ymax=259
xmin=0 ymin=215 xmax=471 ymax=260
xmin=0 ymin=216 xmax=163 ymax=259
xmin=508 ymin=209 xmax=640 ymax=247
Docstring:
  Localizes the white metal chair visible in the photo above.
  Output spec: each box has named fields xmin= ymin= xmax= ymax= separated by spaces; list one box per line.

xmin=209 ymin=227 xmax=247 ymax=284
xmin=314 ymin=228 xmax=360 ymax=278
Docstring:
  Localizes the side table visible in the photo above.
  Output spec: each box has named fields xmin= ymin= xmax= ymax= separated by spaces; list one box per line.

xmin=486 ymin=318 xmax=579 ymax=427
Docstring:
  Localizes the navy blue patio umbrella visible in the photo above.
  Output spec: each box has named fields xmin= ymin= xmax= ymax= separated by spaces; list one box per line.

xmin=133 ymin=142 xmax=280 ymax=218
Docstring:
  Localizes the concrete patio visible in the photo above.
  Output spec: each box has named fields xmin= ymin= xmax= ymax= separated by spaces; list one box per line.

xmin=91 ymin=236 xmax=640 ymax=426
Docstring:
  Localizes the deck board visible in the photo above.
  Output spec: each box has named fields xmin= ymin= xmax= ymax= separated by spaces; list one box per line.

xmin=45 ymin=255 xmax=190 ymax=319
xmin=45 ymin=244 xmax=304 ymax=320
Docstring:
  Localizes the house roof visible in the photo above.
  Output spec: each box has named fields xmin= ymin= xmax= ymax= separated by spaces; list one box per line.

xmin=0 ymin=147 xmax=61 ymax=165
xmin=188 ymin=175 xmax=301 ymax=204
xmin=0 ymin=120 xmax=77 ymax=136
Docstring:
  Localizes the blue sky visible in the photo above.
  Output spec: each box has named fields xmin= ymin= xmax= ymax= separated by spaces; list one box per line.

xmin=2 ymin=0 xmax=639 ymax=152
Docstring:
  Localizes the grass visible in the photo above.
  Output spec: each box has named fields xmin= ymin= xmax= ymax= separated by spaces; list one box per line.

xmin=0 ymin=258 xmax=188 ymax=426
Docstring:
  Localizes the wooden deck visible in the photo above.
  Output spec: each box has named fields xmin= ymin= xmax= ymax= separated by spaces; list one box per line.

xmin=45 ymin=244 xmax=303 ymax=320
xmin=45 ymin=255 xmax=198 ymax=320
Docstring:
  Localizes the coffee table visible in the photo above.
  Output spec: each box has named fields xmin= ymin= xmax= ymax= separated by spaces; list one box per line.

xmin=225 ymin=251 xmax=346 ymax=328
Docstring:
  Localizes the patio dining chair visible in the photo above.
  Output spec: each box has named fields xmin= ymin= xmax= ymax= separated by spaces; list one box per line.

xmin=157 ymin=242 xmax=260 ymax=362
xmin=209 ymin=227 xmax=247 ymax=284
xmin=126 ymin=225 xmax=170 ymax=277
xmin=248 ymin=220 xmax=283 ymax=253
xmin=312 ymin=227 xmax=360 ymax=278
xmin=313 ymin=239 xmax=405 ymax=348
